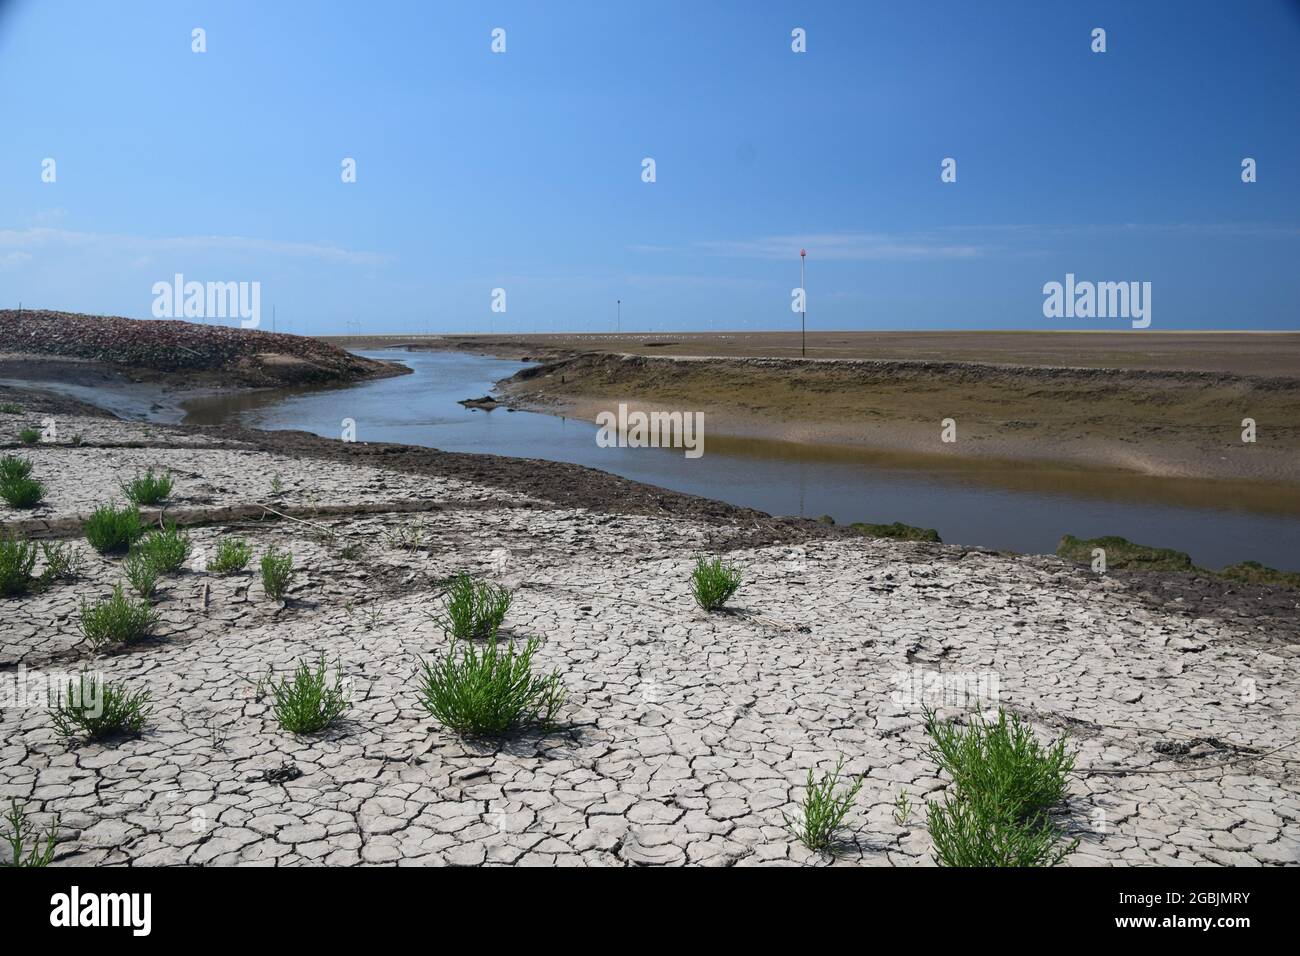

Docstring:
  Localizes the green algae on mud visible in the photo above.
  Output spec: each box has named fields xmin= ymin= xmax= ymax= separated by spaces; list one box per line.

xmin=811 ymin=514 xmax=942 ymax=542
xmin=1057 ymin=534 xmax=1194 ymax=571
xmin=1216 ymin=560 xmax=1300 ymax=589
xmin=1057 ymin=534 xmax=1300 ymax=589
xmin=849 ymin=521 xmax=942 ymax=543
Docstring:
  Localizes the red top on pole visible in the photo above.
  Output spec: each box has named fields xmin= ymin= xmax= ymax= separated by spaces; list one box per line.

xmin=800 ymin=249 xmax=806 ymax=257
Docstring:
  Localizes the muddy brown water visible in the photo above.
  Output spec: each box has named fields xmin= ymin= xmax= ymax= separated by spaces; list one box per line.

xmin=181 ymin=350 xmax=1300 ymax=572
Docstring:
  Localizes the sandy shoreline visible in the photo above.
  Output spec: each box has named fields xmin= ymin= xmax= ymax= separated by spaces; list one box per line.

xmin=499 ymin=358 xmax=1300 ymax=485
xmin=1 ymin=386 xmax=1298 ymax=866
xmin=362 ymin=334 xmax=1300 ymax=490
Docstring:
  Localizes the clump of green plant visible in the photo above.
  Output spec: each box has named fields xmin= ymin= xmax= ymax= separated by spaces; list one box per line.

xmin=0 ymin=456 xmax=43 ymax=508
xmin=83 ymin=503 xmax=143 ymax=554
xmin=385 ymin=521 xmax=426 ymax=553
xmin=893 ymin=789 xmax=914 ymax=827
xmin=0 ymin=455 xmax=38 ymax=502
xmin=49 ymin=671 xmax=151 ymax=742
xmin=206 ymin=537 xmax=252 ymax=574
xmin=2 ymin=800 xmax=58 ymax=868
xmin=122 ymin=553 xmax=158 ymax=598
xmin=131 ymin=523 xmax=191 ymax=574
xmin=0 ymin=455 xmax=32 ymax=482
xmin=39 ymin=541 xmax=83 ymax=583
xmin=0 ymin=474 xmax=44 ymax=508
xmin=414 ymin=636 xmax=565 ymax=737
xmin=690 ymin=556 xmax=741 ymax=612
xmin=120 ymin=468 xmax=174 ymax=505
xmin=783 ymin=755 xmax=865 ymax=852
xmin=434 ymin=573 xmax=512 ymax=640
xmin=270 ymin=474 xmax=284 ymax=496
xmin=923 ymin=708 xmax=1079 ymax=867
xmin=268 ymin=655 xmax=351 ymax=734
xmin=346 ymin=600 xmax=383 ymax=630
xmin=0 ymin=534 xmax=39 ymax=596
xmin=927 ymin=787 xmax=1079 ymax=868
xmin=0 ymin=402 xmax=23 ymax=415
xmin=78 ymin=585 xmax=159 ymax=649
xmin=260 ymin=548 xmax=294 ymax=600
xmin=17 ymin=427 xmax=39 ymax=446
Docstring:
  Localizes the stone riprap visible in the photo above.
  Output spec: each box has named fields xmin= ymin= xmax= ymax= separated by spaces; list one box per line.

xmin=1 ymin=416 xmax=1297 ymax=866
xmin=0 ymin=309 xmax=401 ymax=388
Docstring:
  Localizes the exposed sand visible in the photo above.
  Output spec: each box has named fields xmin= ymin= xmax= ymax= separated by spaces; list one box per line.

xmin=336 ymin=332 xmax=1300 ymax=491
xmin=322 ymin=330 xmax=1300 ymax=377
xmin=497 ymin=353 xmax=1300 ymax=487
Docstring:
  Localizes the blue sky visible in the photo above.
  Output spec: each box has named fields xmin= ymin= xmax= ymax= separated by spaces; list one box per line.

xmin=1 ymin=0 xmax=1297 ymax=334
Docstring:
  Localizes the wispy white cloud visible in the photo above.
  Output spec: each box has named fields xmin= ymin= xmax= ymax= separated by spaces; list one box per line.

xmin=939 ymin=221 xmax=1300 ymax=240
xmin=30 ymin=208 xmax=68 ymax=226
xmin=624 ymin=272 xmax=775 ymax=290
xmin=631 ymin=232 xmax=986 ymax=261
xmin=0 ymin=227 xmax=389 ymax=267
xmin=699 ymin=233 xmax=986 ymax=260
xmin=630 ymin=221 xmax=1300 ymax=263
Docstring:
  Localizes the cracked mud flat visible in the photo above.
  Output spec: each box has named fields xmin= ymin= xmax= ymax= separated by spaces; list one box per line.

xmin=2 ymin=409 xmax=1298 ymax=867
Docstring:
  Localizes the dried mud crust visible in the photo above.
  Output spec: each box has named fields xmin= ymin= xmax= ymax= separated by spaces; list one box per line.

xmin=4 ymin=497 xmax=1300 ymax=866
xmin=1110 ymin=571 xmax=1300 ymax=650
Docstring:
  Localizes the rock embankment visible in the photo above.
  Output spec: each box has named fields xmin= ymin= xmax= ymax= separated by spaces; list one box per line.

xmin=0 ymin=310 xmax=405 ymax=388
